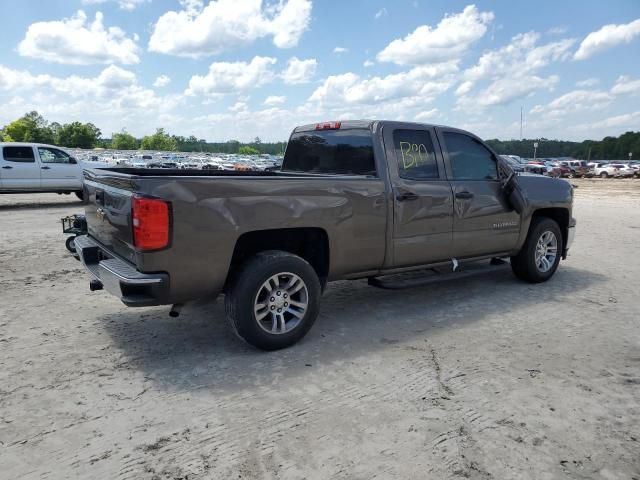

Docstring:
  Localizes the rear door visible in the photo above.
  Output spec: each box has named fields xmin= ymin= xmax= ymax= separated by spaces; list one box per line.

xmin=0 ymin=146 xmax=40 ymax=189
xmin=383 ymin=125 xmax=453 ymax=267
xmin=437 ymin=128 xmax=520 ymax=259
xmin=36 ymin=146 xmax=81 ymax=189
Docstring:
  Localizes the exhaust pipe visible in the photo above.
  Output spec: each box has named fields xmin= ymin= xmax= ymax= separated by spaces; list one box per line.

xmin=169 ymin=303 xmax=184 ymax=318
xmin=89 ymin=279 xmax=103 ymax=291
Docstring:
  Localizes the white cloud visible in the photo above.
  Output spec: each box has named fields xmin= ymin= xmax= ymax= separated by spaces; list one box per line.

xmin=472 ymin=75 xmax=559 ymax=108
xmin=0 ymin=64 xmax=178 ymax=136
xmin=186 ymin=56 xmax=277 ymax=96
xmin=547 ymin=26 xmax=568 ymax=35
xmin=375 ymin=8 xmax=387 ymax=19
xmin=576 ymin=78 xmax=599 ymax=88
xmin=572 ymin=111 xmax=640 ymax=132
xmin=454 ymin=80 xmax=473 ymax=96
xmin=363 ymin=60 xmax=375 ymax=68
xmin=462 ymin=32 xmax=574 ymax=85
xmin=309 ymin=61 xmax=458 ymax=107
xmin=574 ymin=18 xmax=640 ymax=60
xmin=264 ymin=95 xmax=286 ymax=106
xmin=377 ymin=5 xmax=494 ymax=65
xmin=18 ymin=10 xmax=140 ymax=65
xmin=333 ymin=47 xmax=349 ymax=54
xmin=611 ymin=75 xmax=640 ymax=95
xmin=229 ymin=101 xmax=248 ymax=112
xmin=281 ymin=57 xmax=317 ymax=84
xmin=148 ymin=0 xmax=312 ymax=57
xmin=153 ymin=75 xmax=171 ymax=88
xmin=81 ymin=0 xmax=149 ymax=11
xmin=0 ymin=65 xmax=50 ymax=91
xmin=530 ymin=89 xmax=613 ymax=116
xmin=455 ymin=32 xmax=575 ymax=108
xmin=415 ymin=108 xmax=439 ymax=121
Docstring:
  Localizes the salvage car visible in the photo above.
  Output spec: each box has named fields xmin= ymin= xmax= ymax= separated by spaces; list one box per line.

xmin=0 ymin=142 xmax=108 ymax=199
xmin=74 ymin=121 xmax=576 ymax=350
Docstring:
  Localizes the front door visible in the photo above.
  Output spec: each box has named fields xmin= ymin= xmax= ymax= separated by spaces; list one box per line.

xmin=384 ymin=125 xmax=453 ymax=267
xmin=36 ymin=146 xmax=81 ymax=189
xmin=438 ymin=129 xmax=520 ymax=258
xmin=0 ymin=145 xmax=40 ymax=189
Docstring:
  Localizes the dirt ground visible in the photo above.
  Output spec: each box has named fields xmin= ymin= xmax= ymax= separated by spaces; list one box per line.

xmin=1 ymin=179 xmax=639 ymax=480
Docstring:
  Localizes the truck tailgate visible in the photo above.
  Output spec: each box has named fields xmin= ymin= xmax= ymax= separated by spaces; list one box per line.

xmin=83 ymin=171 xmax=136 ymax=262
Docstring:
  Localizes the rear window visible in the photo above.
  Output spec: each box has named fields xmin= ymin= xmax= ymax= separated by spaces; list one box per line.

xmin=282 ymin=129 xmax=376 ymax=176
xmin=3 ymin=146 xmax=35 ymax=163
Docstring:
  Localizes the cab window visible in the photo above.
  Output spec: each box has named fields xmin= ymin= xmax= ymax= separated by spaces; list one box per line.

xmin=3 ymin=146 xmax=35 ymax=163
xmin=393 ymin=129 xmax=439 ymax=180
xmin=444 ymin=132 xmax=498 ymax=180
xmin=38 ymin=147 xmax=73 ymax=164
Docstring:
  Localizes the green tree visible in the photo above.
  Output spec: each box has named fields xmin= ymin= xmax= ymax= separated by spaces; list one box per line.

xmin=111 ymin=130 xmax=138 ymax=150
xmin=3 ymin=111 xmax=55 ymax=143
xmin=238 ymin=145 xmax=260 ymax=155
xmin=57 ymin=121 xmax=102 ymax=149
xmin=140 ymin=128 xmax=177 ymax=151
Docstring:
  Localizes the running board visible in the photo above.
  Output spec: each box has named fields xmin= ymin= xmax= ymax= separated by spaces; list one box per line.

xmin=368 ymin=260 xmax=510 ymax=290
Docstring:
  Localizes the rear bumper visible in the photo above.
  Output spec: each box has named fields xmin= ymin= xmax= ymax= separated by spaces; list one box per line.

xmin=75 ymin=235 xmax=169 ymax=307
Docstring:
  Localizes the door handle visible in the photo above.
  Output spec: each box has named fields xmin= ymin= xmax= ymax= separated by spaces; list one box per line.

xmin=396 ymin=192 xmax=419 ymax=202
xmin=41 ymin=166 xmax=51 ymax=170
xmin=2 ymin=165 xmax=12 ymax=169
xmin=455 ymin=191 xmax=474 ymax=200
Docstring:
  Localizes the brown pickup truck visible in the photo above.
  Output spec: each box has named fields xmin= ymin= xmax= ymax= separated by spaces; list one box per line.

xmin=75 ymin=120 xmax=576 ymax=350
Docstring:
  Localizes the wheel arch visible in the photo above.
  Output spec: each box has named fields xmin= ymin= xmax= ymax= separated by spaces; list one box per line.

xmin=226 ymin=227 xmax=330 ymax=291
xmin=531 ymin=208 xmax=569 ymax=258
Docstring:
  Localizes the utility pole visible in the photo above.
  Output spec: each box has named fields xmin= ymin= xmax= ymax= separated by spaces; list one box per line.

xmin=533 ymin=141 xmax=539 ymax=160
xmin=520 ymin=106 xmax=523 ymax=141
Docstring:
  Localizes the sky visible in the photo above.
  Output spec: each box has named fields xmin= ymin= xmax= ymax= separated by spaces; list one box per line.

xmin=0 ymin=0 xmax=639 ymax=142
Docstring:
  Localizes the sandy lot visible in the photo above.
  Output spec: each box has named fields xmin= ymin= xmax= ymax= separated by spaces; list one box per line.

xmin=1 ymin=180 xmax=639 ymax=480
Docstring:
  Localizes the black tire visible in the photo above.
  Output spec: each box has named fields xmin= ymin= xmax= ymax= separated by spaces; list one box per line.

xmin=510 ymin=217 xmax=563 ymax=283
xmin=600 ymin=172 xmax=608 ymax=178
xmin=65 ymin=236 xmax=77 ymax=253
xmin=225 ymin=250 xmax=321 ymax=350
xmin=75 ymin=190 xmax=85 ymax=202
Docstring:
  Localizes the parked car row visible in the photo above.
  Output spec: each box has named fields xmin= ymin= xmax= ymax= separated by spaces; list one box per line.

xmin=501 ymin=155 xmax=640 ymax=178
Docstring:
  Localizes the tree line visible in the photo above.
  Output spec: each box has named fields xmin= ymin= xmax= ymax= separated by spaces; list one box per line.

xmin=1 ymin=111 xmax=637 ymax=159
xmin=0 ymin=111 xmax=286 ymax=155
xmin=486 ymin=131 xmax=640 ymax=160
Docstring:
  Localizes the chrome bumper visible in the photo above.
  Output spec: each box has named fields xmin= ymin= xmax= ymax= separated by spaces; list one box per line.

xmin=75 ymin=235 xmax=169 ymax=307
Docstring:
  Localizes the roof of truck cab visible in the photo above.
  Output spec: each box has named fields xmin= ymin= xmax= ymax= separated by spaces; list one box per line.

xmin=0 ymin=142 xmax=63 ymax=148
xmin=292 ymin=120 xmax=456 ymax=133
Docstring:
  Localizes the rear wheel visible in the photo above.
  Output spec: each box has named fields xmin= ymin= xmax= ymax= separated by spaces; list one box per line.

xmin=225 ymin=251 xmax=321 ymax=350
xmin=511 ymin=217 xmax=563 ymax=283
xmin=600 ymin=172 xmax=608 ymax=178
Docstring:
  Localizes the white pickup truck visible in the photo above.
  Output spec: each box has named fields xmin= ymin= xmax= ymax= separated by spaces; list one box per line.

xmin=0 ymin=142 xmax=108 ymax=199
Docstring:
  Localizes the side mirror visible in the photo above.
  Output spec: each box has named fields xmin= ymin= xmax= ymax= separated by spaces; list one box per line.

xmin=69 ymin=157 xmax=78 ymax=164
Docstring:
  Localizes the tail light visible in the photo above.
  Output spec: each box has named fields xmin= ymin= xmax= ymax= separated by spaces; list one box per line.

xmin=132 ymin=196 xmax=170 ymax=251
xmin=315 ymin=121 xmax=341 ymax=130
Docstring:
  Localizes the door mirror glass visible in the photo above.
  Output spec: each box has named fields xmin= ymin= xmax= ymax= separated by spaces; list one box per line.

xmin=444 ymin=132 xmax=498 ymax=180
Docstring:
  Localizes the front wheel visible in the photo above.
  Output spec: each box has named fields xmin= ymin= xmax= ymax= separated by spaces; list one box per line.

xmin=225 ymin=251 xmax=321 ymax=350
xmin=511 ymin=217 xmax=563 ymax=283
xmin=600 ymin=172 xmax=608 ymax=178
